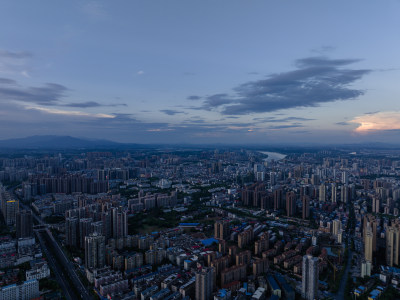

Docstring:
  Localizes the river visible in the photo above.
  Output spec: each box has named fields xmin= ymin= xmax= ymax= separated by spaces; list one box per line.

xmin=259 ymin=151 xmax=287 ymax=162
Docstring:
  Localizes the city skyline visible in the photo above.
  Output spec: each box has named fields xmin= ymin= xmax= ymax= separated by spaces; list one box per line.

xmin=1 ymin=1 xmax=400 ymax=144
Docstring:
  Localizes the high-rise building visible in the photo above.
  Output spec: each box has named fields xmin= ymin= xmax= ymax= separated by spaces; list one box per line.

xmin=255 ymin=172 xmax=265 ymax=182
xmin=236 ymin=250 xmax=251 ymax=266
xmin=386 ymin=224 xmax=400 ymax=267
xmin=195 ymin=267 xmax=214 ymax=300
xmin=361 ymin=259 xmax=372 ymax=278
xmin=331 ymin=184 xmax=337 ymax=203
xmin=255 ymin=232 xmax=269 ymax=255
xmin=337 ymin=230 xmax=343 ymax=244
xmin=0 ymin=279 xmax=39 ymax=300
xmin=302 ymin=255 xmax=318 ymax=300
xmin=218 ymin=240 xmax=226 ymax=255
xmin=0 ymin=188 xmax=19 ymax=226
xmin=85 ymin=233 xmax=106 ymax=270
xmin=270 ymin=172 xmax=277 ymax=186
xmin=302 ymin=196 xmax=310 ymax=219
xmin=341 ymin=171 xmax=349 ymax=185
xmin=229 ymin=245 xmax=238 ymax=258
xmin=220 ymin=264 xmax=246 ymax=287
xmin=286 ymin=191 xmax=296 ymax=217
xmin=79 ymin=218 xmax=93 ymax=248
xmin=214 ymin=220 xmax=230 ymax=240
xmin=341 ymin=185 xmax=349 ymax=203
xmin=252 ymin=258 xmax=269 ymax=276
xmin=66 ymin=217 xmax=79 ymax=247
xmin=363 ymin=214 xmax=378 ymax=252
xmin=112 ymin=207 xmax=128 ymax=239
xmin=16 ymin=210 xmax=33 ymax=238
xmin=319 ymin=184 xmax=326 ymax=202
xmin=254 ymin=164 xmax=264 ymax=174
xmin=238 ymin=228 xmax=253 ymax=248
xmin=311 ymin=174 xmax=320 ymax=185
xmin=273 ymin=189 xmax=282 ymax=210
xmin=332 ymin=219 xmax=341 ymax=237
xmin=372 ymin=197 xmax=380 ymax=213
xmin=364 ymin=227 xmax=373 ymax=262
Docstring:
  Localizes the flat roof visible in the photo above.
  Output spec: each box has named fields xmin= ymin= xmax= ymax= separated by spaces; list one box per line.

xmin=267 ymin=275 xmax=280 ymax=291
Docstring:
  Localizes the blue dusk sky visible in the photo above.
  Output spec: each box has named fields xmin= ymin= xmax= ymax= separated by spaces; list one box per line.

xmin=1 ymin=1 xmax=400 ymax=144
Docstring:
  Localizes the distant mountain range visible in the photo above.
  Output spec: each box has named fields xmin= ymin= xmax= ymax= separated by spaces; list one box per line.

xmin=0 ymin=135 xmax=399 ymax=150
xmin=0 ymin=135 xmax=125 ymax=149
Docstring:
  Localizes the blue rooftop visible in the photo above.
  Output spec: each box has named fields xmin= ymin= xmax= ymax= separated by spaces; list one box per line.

xmin=179 ymin=223 xmax=200 ymax=226
xmin=275 ymin=273 xmax=294 ymax=294
xmin=267 ymin=275 xmax=280 ymax=291
xmin=201 ymin=238 xmax=219 ymax=246
xmin=217 ymin=289 xmax=227 ymax=297
xmin=370 ymin=290 xmax=380 ymax=296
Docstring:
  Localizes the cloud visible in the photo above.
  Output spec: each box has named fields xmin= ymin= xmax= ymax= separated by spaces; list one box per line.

xmin=26 ymin=106 xmax=115 ymax=118
xmin=364 ymin=111 xmax=380 ymax=115
xmin=202 ymin=94 xmax=232 ymax=110
xmin=295 ymin=57 xmax=361 ymax=68
xmin=192 ymin=56 xmax=370 ymax=115
xmin=253 ymin=116 xmax=315 ymax=123
xmin=0 ymin=49 xmax=33 ymax=75
xmin=0 ymin=79 xmax=67 ymax=105
xmin=0 ymin=78 xmax=126 ymax=108
xmin=187 ymin=95 xmax=202 ymax=100
xmin=64 ymin=101 xmax=127 ymax=108
xmin=182 ymin=118 xmax=206 ymax=124
xmin=160 ymin=109 xmax=184 ymax=115
xmin=350 ymin=111 xmax=400 ymax=132
xmin=267 ymin=123 xmax=304 ymax=129
xmin=137 ymin=70 xmax=144 ymax=75
xmin=21 ymin=70 xmax=30 ymax=78
xmin=0 ymin=78 xmax=16 ymax=84
xmin=335 ymin=121 xmax=351 ymax=126
xmin=0 ymin=50 xmax=32 ymax=59
xmin=64 ymin=101 xmax=102 ymax=108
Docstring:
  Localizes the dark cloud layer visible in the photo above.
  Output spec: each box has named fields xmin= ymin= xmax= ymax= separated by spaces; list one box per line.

xmin=254 ymin=116 xmax=315 ymax=123
xmin=160 ymin=109 xmax=184 ymax=115
xmin=336 ymin=121 xmax=351 ymax=126
xmin=0 ymin=78 xmax=126 ymax=108
xmin=0 ymin=79 xmax=67 ymax=105
xmin=64 ymin=101 xmax=127 ymax=108
xmin=0 ymin=78 xmax=17 ymax=84
xmin=187 ymin=95 xmax=202 ymax=100
xmin=268 ymin=123 xmax=303 ymax=129
xmin=193 ymin=56 xmax=371 ymax=115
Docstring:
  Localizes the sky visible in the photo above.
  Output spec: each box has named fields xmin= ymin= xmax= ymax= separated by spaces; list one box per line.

xmin=1 ymin=1 xmax=400 ymax=145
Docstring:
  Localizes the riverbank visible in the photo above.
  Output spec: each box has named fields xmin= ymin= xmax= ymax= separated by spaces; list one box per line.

xmin=259 ymin=151 xmax=287 ymax=162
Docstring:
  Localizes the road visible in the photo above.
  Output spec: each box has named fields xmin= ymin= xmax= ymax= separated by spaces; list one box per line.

xmin=36 ymin=230 xmax=76 ymax=300
xmin=19 ymin=201 xmax=44 ymax=226
xmin=335 ymin=240 xmax=353 ymax=299
xmin=40 ymin=228 xmax=92 ymax=300
xmin=11 ymin=186 xmax=92 ymax=300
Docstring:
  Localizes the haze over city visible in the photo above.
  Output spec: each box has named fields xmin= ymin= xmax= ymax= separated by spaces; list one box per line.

xmin=1 ymin=1 xmax=400 ymax=144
